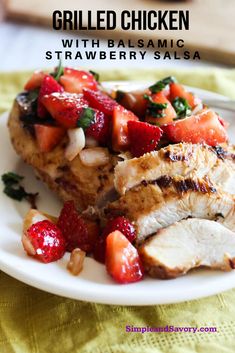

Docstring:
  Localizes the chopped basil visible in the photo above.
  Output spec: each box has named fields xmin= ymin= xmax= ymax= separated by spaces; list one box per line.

xmin=144 ymin=94 xmax=168 ymax=118
xmin=2 ymin=172 xmax=23 ymax=185
xmin=172 ymin=97 xmax=191 ymax=119
xmin=51 ymin=59 xmax=64 ymax=81
xmin=3 ymin=185 xmax=28 ymax=201
xmin=89 ymin=70 xmax=100 ymax=82
xmin=149 ymin=76 xmax=176 ymax=94
xmin=77 ymin=107 xmax=96 ymax=130
xmin=1 ymin=172 xmax=38 ymax=207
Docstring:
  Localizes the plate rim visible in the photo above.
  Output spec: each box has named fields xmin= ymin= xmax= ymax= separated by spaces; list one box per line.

xmin=0 ymin=82 xmax=234 ymax=306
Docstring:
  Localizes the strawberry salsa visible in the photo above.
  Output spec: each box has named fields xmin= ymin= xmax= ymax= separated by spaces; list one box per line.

xmin=15 ymin=65 xmax=229 ymax=284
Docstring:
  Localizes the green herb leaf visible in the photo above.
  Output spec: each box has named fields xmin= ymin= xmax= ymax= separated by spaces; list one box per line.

xmin=51 ymin=59 xmax=64 ymax=81
xmin=149 ymin=76 xmax=176 ymax=94
xmin=144 ymin=94 xmax=168 ymax=118
xmin=1 ymin=172 xmax=24 ymax=186
xmin=4 ymin=185 xmax=27 ymax=201
xmin=77 ymin=108 xmax=96 ymax=130
xmin=89 ymin=70 xmax=100 ymax=82
xmin=1 ymin=172 xmax=38 ymax=207
xmin=172 ymin=97 xmax=192 ymax=119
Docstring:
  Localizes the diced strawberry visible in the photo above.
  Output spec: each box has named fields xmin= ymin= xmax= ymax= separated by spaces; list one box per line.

xmin=94 ymin=216 xmax=136 ymax=264
xmin=93 ymin=236 xmax=106 ymax=263
xmin=24 ymin=220 xmax=65 ymax=263
xmin=112 ymin=105 xmax=139 ymax=151
xmin=34 ymin=124 xmax=65 ymax=152
xmin=58 ymin=201 xmax=100 ymax=252
xmin=83 ymin=88 xmax=118 ymax=116
xmin=116 ymin=90 xmax=149 ymax=118
xmin=24 ymin=71 xmax=46 ymax=91
xmin=145 ymin=92 xmax=177 ymax=126
xmin=162 ymin=109 xmax=228 ymax=146
xmin=128 ymin=120 xmax=163 ymax=158
xmin=37 ymin=75 xmax=64 ymax=118
xmin=85 ymin=110 xmax=110 ymax=144
xmin=42 ymin=92 xmax=89 ymax=128
xmin=102 ymin=217 xmax=136 ymax=243
xmin=170 ymin=83 xmax=201 ymax=109
xmin=106 ymin=231 xmax=143 ymax=284
xmin=60 ymin=68 xmax=98 ymax=94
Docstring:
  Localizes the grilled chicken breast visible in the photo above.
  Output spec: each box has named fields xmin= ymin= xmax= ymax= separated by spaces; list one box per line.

xmin=139 ymin=219 xmax=235 ymax=279
xmin=8 ymin=98 xmax=117 ymax=211
xmin=114 ymin=143 xmax=235 ymax=195
xmin=105 ymin=176 xmax=235 ymax=243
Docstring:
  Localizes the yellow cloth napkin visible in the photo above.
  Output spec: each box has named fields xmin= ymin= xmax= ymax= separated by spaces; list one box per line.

xmin=1 ymin=68 xmax=235 ymax=353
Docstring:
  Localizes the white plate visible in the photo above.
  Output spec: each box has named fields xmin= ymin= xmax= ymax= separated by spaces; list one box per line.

xmin=0 ymin=82 xmax=235 ymax=306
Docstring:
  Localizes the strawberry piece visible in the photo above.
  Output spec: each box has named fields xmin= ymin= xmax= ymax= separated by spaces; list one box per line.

xmin=34 ymin=124 xmax=65 ymax=152
xmin=60 ymin=68 xmax=98 ymax=94
xmin=112 ymin=105 xmax=139 ymax=151
xmin=116 ymin=90 xmax=149 ymax=118
xmin=94 ymin=217 xmax=136 ymax=263
xmin=162 ymin=109 xmax=228 ymax=146
xmin=24 ymin=71 xmax=46 ymax=91
xmin=102 ymin=217 xmax=136 ymax=243
xmin=83 ymin=88 xmax=118 ymax=116
xmin=85 ymin=110 xmax=110 ymax=144
xmin=106 ymin=231 xmax=144 ymax=284
xmin=170 ymin=83 xmax=201 ymax=109
xmin=25 ymin=220 xmax=65 ymax=263
xmin=58 ymin=201 xmax=100 ymax=252
xmin=42 ymin=92 xmax=89 ymax=128
xmin=93 ymin=236 xmax=106 ymax=263
xmin=37 ymin=75 xmax=64 ymax=118
xmin=128 ymin=120 xmax=163 ymax=158
xmin=145 ymin=92 xmax=177 ymax=126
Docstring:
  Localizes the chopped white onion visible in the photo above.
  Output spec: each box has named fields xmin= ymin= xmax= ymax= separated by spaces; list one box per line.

xmin=65 ymin=128 xmax=85 ymax=161
xmin=23 ymin=209 xmax=49 ymax=235
xmin=79 ymin=147 xmax=110 ymax=167
xmin=85 ymin=136 xmax=99 ymax=148
xmin=22 ymin=234 xmax=36 ymax=256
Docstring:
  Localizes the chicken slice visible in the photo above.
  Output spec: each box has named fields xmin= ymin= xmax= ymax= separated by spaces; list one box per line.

xmin=139 ymin=219 xmax=235 ymax=279
xmin=114 ymin=143 xmax=235 ymax=195
xmin=104 ymin=176 xmax=235 ymax=243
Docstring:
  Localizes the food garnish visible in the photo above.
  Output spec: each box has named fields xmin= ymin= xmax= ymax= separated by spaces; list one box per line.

xmin=1 ymin=172 xmax=38 ymax=208
xmin=5 ymin=65 xmax=234 ymax=284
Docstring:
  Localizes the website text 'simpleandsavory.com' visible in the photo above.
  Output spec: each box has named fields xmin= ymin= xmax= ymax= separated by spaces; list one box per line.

xmin=126 ymin=325 xmax=217 ymax=334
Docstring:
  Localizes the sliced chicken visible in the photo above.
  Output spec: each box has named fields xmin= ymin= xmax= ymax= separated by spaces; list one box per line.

xmin=139 ymin=219 xmax=235 ymax=279
xmin=104 ymin=176 xmax=235 ymax=243
xmin=114 ymin=143 xmax=235 ymax=195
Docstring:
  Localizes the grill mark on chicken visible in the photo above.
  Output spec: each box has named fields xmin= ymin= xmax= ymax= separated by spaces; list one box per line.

xmin=141 ymin=175 xmax=216 ymax=194
xmin=114 ymin=143 xmax=235 ymax=195
xmin=105 ymin=176 xmax=235 ymax=243
xmin=54 ymin=177 xmax=79 ymax=193
xmin=163 ymin=149 xmax=193 ymax=162
xmin=213 ymin=145 xmax=235 ymax=161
